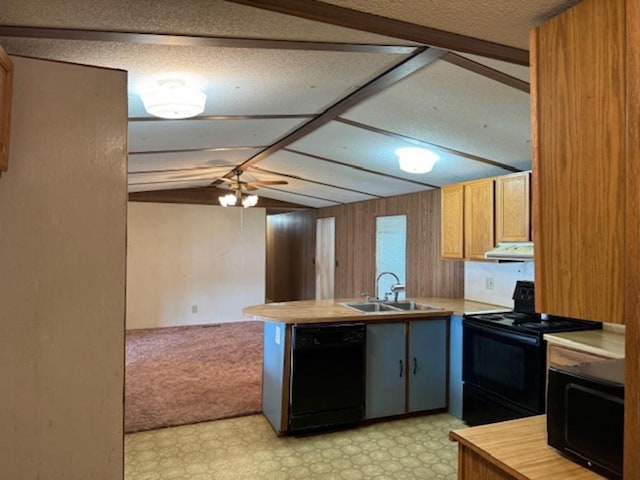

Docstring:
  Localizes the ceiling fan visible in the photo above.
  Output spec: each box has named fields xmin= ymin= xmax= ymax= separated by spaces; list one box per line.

xmin=218 ymin=168 xmax=287 ymax=207
xmin=220 ymin=168 xmax=288 ymax=191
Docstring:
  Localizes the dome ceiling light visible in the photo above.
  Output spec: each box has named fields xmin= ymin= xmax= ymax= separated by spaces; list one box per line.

xmin=140 ymin=79 xmax=206 ymax=119
xmin=395 ymin=147 xmax=440 ymax=174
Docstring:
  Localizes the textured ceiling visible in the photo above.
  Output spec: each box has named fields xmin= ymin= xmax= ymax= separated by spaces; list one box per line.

xmin=0 ymin=0 xmax=575 ymax=209
xmin=317 ymin=0 xmax=580 ymax=49
xmin=0 ymin=0 xmax=416 ymax=44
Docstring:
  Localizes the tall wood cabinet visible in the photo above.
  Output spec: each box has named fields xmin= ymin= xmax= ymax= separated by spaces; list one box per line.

xmin=531 ymin=0 xmax=626 ymax=324
xmin=532 ymin=1 xmax=640 ymax=477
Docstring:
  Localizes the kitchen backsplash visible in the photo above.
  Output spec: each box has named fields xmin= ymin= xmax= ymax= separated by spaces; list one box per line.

xmin=465 ymin=261 xmax=535 ymax=307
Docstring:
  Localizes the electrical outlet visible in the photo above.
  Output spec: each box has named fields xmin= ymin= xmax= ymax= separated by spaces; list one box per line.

xmin=485 ymin=277 xmax=495 ymax=290
xmin=191 ymin=304 xmax=198 ymax=314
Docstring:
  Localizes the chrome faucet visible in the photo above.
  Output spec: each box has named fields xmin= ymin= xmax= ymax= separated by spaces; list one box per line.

xmin=375 ymin=271 xmax=403 ymax=302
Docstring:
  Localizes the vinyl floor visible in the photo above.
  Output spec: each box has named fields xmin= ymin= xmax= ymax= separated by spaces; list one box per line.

xmin=125 ymin=412 xmax=465 ymax=480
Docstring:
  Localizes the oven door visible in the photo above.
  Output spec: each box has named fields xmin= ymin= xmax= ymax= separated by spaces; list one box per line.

xmin=462 ymin=318 xmax=545 ymax=414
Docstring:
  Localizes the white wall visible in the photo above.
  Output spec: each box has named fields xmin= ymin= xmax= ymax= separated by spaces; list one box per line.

xmin=0 ymin=56 xmax=127 ymax=480
xmin=126 ymin=202 xmax=266 ymax=329
xmin=464 ymin=261 xmax=534 ymax=307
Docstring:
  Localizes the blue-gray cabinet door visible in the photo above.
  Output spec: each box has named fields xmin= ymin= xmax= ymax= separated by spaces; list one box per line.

xmin=366 ymin=323 xmax=406 ymax=419
xmin=408 ymin=319 xmax=447 ymax=412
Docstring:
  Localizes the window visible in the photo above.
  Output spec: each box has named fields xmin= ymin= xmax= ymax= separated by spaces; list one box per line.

xmin=375 ymin=215 xmax=406 ymax=300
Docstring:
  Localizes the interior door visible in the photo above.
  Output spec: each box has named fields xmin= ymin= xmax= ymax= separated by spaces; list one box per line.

xmin=315 ymin=217 xmax=335 ymax=300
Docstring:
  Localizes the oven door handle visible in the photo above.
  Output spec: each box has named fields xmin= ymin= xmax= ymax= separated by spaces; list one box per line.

xmin=463 ymin=321 xmax=540 ymax=346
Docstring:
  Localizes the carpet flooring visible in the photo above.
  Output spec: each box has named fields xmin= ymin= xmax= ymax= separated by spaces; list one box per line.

xmin=125 ymin=322 xmax=264 ymax=433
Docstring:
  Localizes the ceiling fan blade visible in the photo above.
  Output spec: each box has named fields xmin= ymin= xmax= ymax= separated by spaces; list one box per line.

xmin=169 ymin=172 xmax=225 ymax=180
xmin=246 ymin=180 xmax=288 ymax=187
xmin=163 ymin=166 xmax=230 ymax=179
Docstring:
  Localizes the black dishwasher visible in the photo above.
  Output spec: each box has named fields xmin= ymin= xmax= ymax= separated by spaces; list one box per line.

xmin=288 ymin=323 xmax=366 ymax=434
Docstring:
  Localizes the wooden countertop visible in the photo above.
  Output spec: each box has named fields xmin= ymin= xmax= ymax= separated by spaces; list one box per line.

xmin=544 ymin=329 xmax=625 ymax=359
xmin=243 ymin=297 xmax=506 ymax=324
xmin=449 ymin=415 xmax=605 ymax=479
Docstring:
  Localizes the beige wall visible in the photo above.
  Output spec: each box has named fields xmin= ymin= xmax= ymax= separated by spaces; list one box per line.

xmin=0 ymin=56 xmax=127 ymax=479
xmin=126 ymin=202 xmax=266 ymax=329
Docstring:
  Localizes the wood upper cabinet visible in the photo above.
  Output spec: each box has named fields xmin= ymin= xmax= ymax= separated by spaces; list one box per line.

xmin=531 ymin=0 xmax=626 ymax=324
xmin=441 ymin=178 xmax=494 ymax=260
xmin=441 ymin=184 xmax=464 ymax=259
xmin=495 ymin=172 xmax=530 ymax=242
xmin=463 ymin=178 xmax=495 ymax=260
xmin=0 ymin=44 xmax=13 ymax=172
xmin=441 ymin=173 xmax=533 ymax=260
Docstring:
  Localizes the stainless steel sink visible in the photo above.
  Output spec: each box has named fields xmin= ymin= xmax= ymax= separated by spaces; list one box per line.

xmin=384 ymin=301 xmax=445 ymax=312
xmin=341 ymin=301 xmax=445 ymax=313
xmin=341 ymin=302 xmax=399 ymax=313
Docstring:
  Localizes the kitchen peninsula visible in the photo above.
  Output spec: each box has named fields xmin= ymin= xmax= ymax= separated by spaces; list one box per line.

xmin=243 ymin=297 xmax=503 ymax=324
xmin=244 ymin=297 xmax=503 ymax=435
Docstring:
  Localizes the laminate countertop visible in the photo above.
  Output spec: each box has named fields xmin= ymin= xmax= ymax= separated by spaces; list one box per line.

xmin=544 ymin=328 xmax=625 ymax=359
xmin=450 ymin=415 xmax=604 ymax=479
xmin=243 ymin=298 xmax=505 ymax=324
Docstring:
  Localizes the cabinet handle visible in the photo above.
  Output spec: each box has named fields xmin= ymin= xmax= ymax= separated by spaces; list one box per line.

xmin=399 ymin=359 xmax=403 ymax=377
xmin=413 ymin=357 xmax=418 ymax=375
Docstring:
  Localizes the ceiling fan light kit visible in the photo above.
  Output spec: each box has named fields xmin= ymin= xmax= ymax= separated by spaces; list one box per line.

xmin=242 ymin=194 xmax=259 ymax=208
xmin=218 ymin=193 xmax=237 ymax=207
xmin=218 ymin=191 xmax=259 ymax=208
xmin=396 ymin=147 xmax=440 ymax=174
xmin=141 ymin=79 xmax=206 ymax=119
xmin=216 ymin=169 xmax=287 ymax=208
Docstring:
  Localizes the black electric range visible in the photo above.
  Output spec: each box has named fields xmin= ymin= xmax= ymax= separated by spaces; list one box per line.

xmin=461 ymin=280 xmax=602 ymax=426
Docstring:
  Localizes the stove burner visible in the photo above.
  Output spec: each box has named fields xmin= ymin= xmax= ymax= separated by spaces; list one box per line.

xmin=476 ymin=312 xmax=541 ymax=324
xmin=517 ymin=322 xmax=548 ymax=329
xmin=503 ymin=312 xmax=531 ymax=319
xmin=503 ymin=312 xmax=540 ymax=323
xmin=480 ymin=314 xmax=506 ymax=321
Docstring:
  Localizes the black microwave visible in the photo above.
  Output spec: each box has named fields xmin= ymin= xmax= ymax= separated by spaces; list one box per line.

xmin=547 ymin=358 xmax=624 ymax=480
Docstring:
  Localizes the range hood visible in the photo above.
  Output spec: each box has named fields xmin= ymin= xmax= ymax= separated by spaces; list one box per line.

xmin=484 ymin=242 xmax=534 ymax=261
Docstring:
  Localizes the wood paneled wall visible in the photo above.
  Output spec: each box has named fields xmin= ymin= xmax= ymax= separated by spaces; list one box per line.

xmin=266 ymin=189 xmax=464 ymax=302
xmin=319 ymin=189 xmax=464 ymax=299
xmin=266 ymin=210 xmax=316 ymax=302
